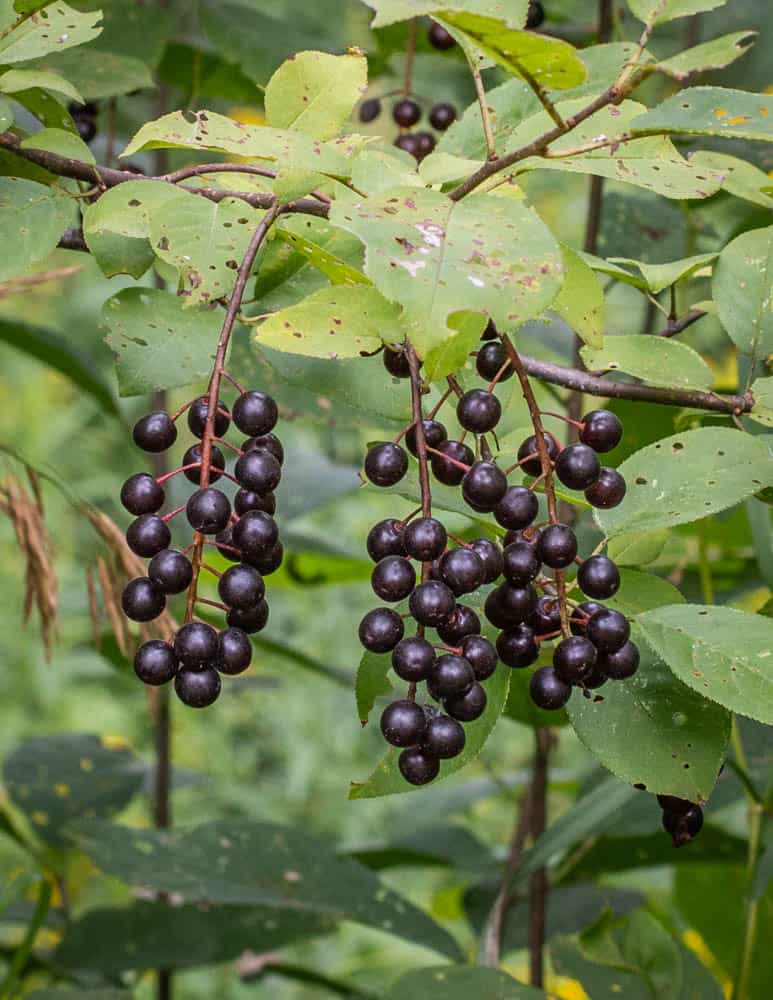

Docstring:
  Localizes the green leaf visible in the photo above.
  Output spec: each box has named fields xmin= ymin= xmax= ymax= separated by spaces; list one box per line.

xmin=351 ymin=145 xmax=423 ymax=196
xmin=3 ymin=734 xmax=144 ymax=847
xmin=0 ymin=2 xmax=102 ymax=64
xmin=0 ymin=94 xmax=11 ymax=132
xmin=40 ymin=48 xmax=154 ymax=100
xmin=632 ymin=87 xmax=773 ymax=143
xmin=70 ymin=818 xmax=463 ymax=960
xmin=272 ymin=166 xmax=328 ymax=204
xmin=654 ymin=31 xmax=757 ymax=82
xmin=350 ymin=661 xmax=510 ymax=799
xmin=751 ymin=377 xmax=773 ymax=428
xmin=441 ymin=12 xmax=587 ymax=90
xmin=612 ymin=252 xmax=718 ymax=294
xmin=580 ymin=252 xmax=648 ymax=290
xmin=55 ymin=900 xmax=332 ymax=974
xmin=83 ymin=180 xmax=182 ymax=280
xmin=604 ymin=568 xmax=684 ymax=618
xmin=385 ymin=967 xmax=545 ymax=999
xmin=607 ymin=530 xmax=668 ymax=567
xmin=626 ymin=0 xmax=728 ymax=23
xmin=552 ymin=246 xmax=604 ymax=349
xmin=355 ymin=651 xmax=393 ymax=726
xmin=29 ymin=989 xmax=132 ymax=1000
xmin=423 ymin=310 xmax=487 ymax=382
xmin=102 ymin=287 xmax=221 ymax=397
xmin=580 ymin=336 xmax=713 ymax=391
xmin=596 ymin=428 xmax=773 ymax=536
xmin=690 ymin=151 xmax=773 ymax=209
xmin=713 ymin=225 xmax=773 ymax=360
xmin=265 ymin=50 xmax=367 ymax=140
xmin=256 ymin=285 xmax=399 ymax=359
xmin=274 ymin=221 xmax=368 ymax=287
xmin=329 ymin=186 xmax=563 ymax=358
xmin=149 ymin=193 xmax=264 ymax=306
xmin=20 ymin=125 xmax=95 ymax=165
xmin=568 ymin=633 xmax=729 ymax=802
xmin=363 ymin=0 xmax=529 ymax=28
xmin=638 ymin=604 xmax=773 ymax=724
xmin=0 ymin=176 xmax=72 ymax=282
xmin=0 ymin=318 xmax=119 ymax=416
xmin=0 ymin=66 xmax=81 ymax=101
xmin=122 ymin=110 xmax=359 ymax=178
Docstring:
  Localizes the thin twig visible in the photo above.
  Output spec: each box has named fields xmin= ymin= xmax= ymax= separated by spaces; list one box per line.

xmin=469 ymin=59 xmax=497 ymax=159
xmin=403 ymin=19 xmax=417 ymax=97
xmin=406 ymin=343 xmax=431 ymax=703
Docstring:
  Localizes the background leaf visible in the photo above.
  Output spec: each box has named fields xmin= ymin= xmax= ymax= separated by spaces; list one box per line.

xmin=632 ymin=86 xmax=773 ymax=143
xmin=265 ymin=50 xmax=367 ymax=140
xmin=580 ymin=336 xmax=714 ymax=391
xmin=713 ymin=225 xmax=773 ymax=360
xmin=385 ymin=966 xmax=545 ymax=999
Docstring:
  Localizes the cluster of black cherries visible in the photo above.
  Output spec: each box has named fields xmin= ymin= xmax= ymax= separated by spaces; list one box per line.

xmin=119 ymin=388 xmax=284 ymax=708
xmin=358 ymin=325 xmax=634 ymax=785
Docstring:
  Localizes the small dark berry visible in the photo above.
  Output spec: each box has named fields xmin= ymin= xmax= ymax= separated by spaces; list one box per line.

xmin=359 ymin=607 xmax=404 ymax=652
xmin=445 ymin=681 xmax=487 ymax=721
xmin=186 ymin=488 xmax=231 ymax=535
xmin=461 ymin=634 xmax=498 ymax=680
xmin=587 ymin=608 xmax=630 ymax=653
xmin=359 ymin=96 xmax=381 ymax=123
xmin=122 ymin=577 xmax=165 ymax=622
xmin=517 ymin=432 xmax=560 ymax=476
xmin=526 ymin=0 xmax=545 ymax=29
xmin=431 ymin=439 xmax=474 ymax=486
xmin=494 ymin=582 xmax=538 ymax=623
xmin=233 ymin=509 xmax=279 ymax=557
xmin=187 ymin=395 xmax=230 ymax=438
xmin=428 ymin=20 xmax=456 ymax=49
xmin=422 ymin=714 xmax=465 ymax=759
xmin=148 ymin=549 xmax=193 ymax=594
xmin=395 ymin=133 xmax=422 ymax=158
xmin=436 ymin=605 xmax=480 ymax=645
xmin=383 ymin=344 xmax=411 ymax=378
xmin=439 ymin=547 xmax=484 ymax=596
xmin=234 ymin=488 xmax=276 ymax=517
xmin=484 ymin=589 xmax=512 ymax=630
xmin=495 ymin=486 xmax=539 ymax=530
xmin=235 ymin=449 xmax=282 ymax=494
xmin=367 ymin=519 xmax=405 ymax=561
xmin=182 ymin=444 xmax=225 ymax=485
xmin=555 ymin=444 xmax=601 ymax=491
xmin=457 ymin=389 xmax=502 ymax=434
xmin=553 ymin=635 xmax=596 ymax=684
xmin=393 ymin=97 xmax=421 ymax=127
xmin=227 ymin=600 xmax=269 ymax=634
xmin=175 ymin=666 xmax=221 ymax=708
xmin=371 ymin=555 xmax=416 ymax=602
xmin=530 ymin=666 xmax=571 ymax=710
xmin=121 ymin=473 xmax=164 ymax=516
xmin=429 ymin=102 xmax=457 ymax=131
xmin=174 ymin=622 xmax=219 ymax=667
xmin=126 ymin=514 xmax=171 ymax=558
xmin=218 ymin=529 xmax=247 ymax=568
xmin=406 ymin=419 xmax=447 ymax=457
xmin=582 ymin=664 xmax=608 ymax=690
xmin=580 ymin=410 xmax=623 ymax=453
xmin=243 ymin=433 xmax=284 ymax=466
xmin=480 ymin=318 xmax=498 ymax=341
xmin=415 ymin=131 xmax=436 ymax=159
xmin=381 ymin=699 xmax=427 ymax=747
xmin=462 ymin=461 xmax=508 ymax=512
xmin=431 ymin=653 xmax=475 ymax=698
xmin=399 ymin=746 xmax=440 ymax=785
xmin=73 ymin=114 xmax=97 ymax=143
xmin=243 ymin=541 xmax=284 ymax=576
xmin=233 ymin=390 xmax=278 ymax=437
xmin=657 ymin=794 xmax=694 ymax=815
xmin=578 ymin=555 xmax=620 ymax=600
xmin=570 ymin=600 xmax=605 ymax=636
xmin=219 ymin=563 xmax=265 ymax=610
xmin=216 ymin=627 xmax=253 ymax=675
xmin=528 ymin=594 xmax=562 ymax=635
xmin=497 ymin=624 xmax=539 ymax=668
xmin=134 ymin=640 xmax=177 ymax=686
xmin=392 ymin=636 xmax=436 ymax=682
xmin=662 ymin=804 xmax=703 ymax=846
xmin=364 ymin=442 xmax=408 ymax=487
xmin=585 ymin=468 xmax=627 ymax=509
xmin=536 ymin=523 xmax=577 ymax=569
xmin=132 ymin=411 xmax=177 ymax=453
xmin=476 ymin=341 xmax=512 ymax=382
xmin=403 ymin=517 xmax=447 ymax=562
xmin=409 ymin=580 xmax=456 ymax=626
xmin=502 ymin=541 xmax=541 ymax=584
xmin=598 ymin=640 xmax=639 ymax=680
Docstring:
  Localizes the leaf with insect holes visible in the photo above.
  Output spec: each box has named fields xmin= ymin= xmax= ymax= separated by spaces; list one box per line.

xmin=552 ymin=246 xmax=604 ymax=349
xmin=713 ymin=226 xmax=773 ymax=361
xmin=386 ymin=967 xmax=545 ymax=999
xmin=626 ymin=0 xmax=728 ymax=23
xmin=631 ymin=87 xmax=773 ymax=144
xmin=0 ymin=67 xmax=82 ymax=102
xmin=690 ymin=151 xmax=773 ymax=209
xmin=265 ymin=50 xmax=367 ymax=141
xmin=580 ymin=336 xmax=714 ymax=391
xmin=0 ymin=176 xmax=74 ymax=282
xmin=0 ymin=3 xmax=102 ymax=64
xmin=362 ymin=0 xmax=530 ymax=28
xmin=653 ymin=31 xmax=757 ymax=82
xmin=329 ymin=186 xmax=563 ymax=358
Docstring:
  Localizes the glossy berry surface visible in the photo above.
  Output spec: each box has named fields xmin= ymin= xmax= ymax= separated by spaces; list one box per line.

xmin=367 ymin=519 xmax=405 ymax=561
xmin=502 ymin=541 xmax=541 ymax=584
xmin=243 ymin=433 xmax=284 ymax=466
xmin=359 ymin=607 xmax=404 ymax=652
xmin=578 ymin=555 xmax=620 ymax=600
xmin=431 ymin=653 xmax=475 ymax=698
xmin=174 ymin=622 xmax=219 ymax=667
xmin=132 ymin=411 xmax=177 ymax=453
xmin=186 ymin=488 xmax=231 ymax=535
xmin=235 ymin=449 xmax=282 ymax=494
xmin=227 ymin=600 xmax=269 ymax=634
xmin=175 ymin=666 xmax=221 ymax=708
xmin=462 ymin=461 xmax=508 ymax=512
xmin=244 ymin=541 xmax=284 ymax=576
xmin=234 ymin=488 xmax=276 ymax=517
xmin=422 ymin=715 xmax=465 ymax=759
xmin=399 ymin=746 xmax=440 ymax=785
xmin=148 ymin=549 xmax=193 ymax=594
xmin=121 ymin=473 xmax=164 ymax=516
xmin=528 ymin=595 xmax=562 ymax=635
xmin=415 ymin=132 xmax=436 ymax=159
xmin=445 ymin=681 xmax=487 ymax=721
xmin=494 ymin=486 xmax=539 ymax=530
xmin=216 ymin=627 xmax=253 ymax=675
xmin=393 ymin=97 xmax=421 ymax=127
xmin=517 ymin=432 xmax=560 ymax=476
xmin=134 ymin=640 xmax=177 ymax=686
xmin=364 ymin=442 xmax=408 ymax=487
xmin=431 ymin=439 xmax=474 ymax=486
xmin=555 ymin=444 xmax=601 ymax=491
xmin=232 ymin=390 xmax=278 ymax=437
xmin=439 ymin=547 xmax=484 ymax=596
xmin=585 ymin=468 xmax=627 ymax=509
xmin=457 ymin=389 xmax=502 ymax=434
xmin=380 ymin=699 xmax=427 ymax=747
xmin=429 ymin=102 xmax=457 ymax=131
xmin=470 ymin=538 xmax=504 ymax=583
xmin=530 ymin=666 xmax=571 ymax=710
xmin=233 ymin=510 xmax=279 ymax=556
xmin=536 ymin=523 xmax=578 ymax=569
xmin=484 ymin=589 xmax=511 ymax=630
xmin=182 ymin=444 xmax=225 ymax=484
xmin=403 ymin=517 xmax=447 ymax=562
xmin=383 ymin=345 xmax=411 ymax=377
xmin=406 ymin=419 xmax=447 ymax=457
xmin=553 ymin=636 xmax=596 ymax=684
xmin=598 ymin=641 xmax=640 ymax=680
xmin=476 ymin=341 xmax=512 ymax=382
xmin=587 ymin=608 xmax=630 ymax=653
xmin=126 ymin=515 xmax=171 ymax=558
xmin=122 ymin=578 xmax=165 ymax=622
xmin=371 ymin=555 xmax=416 ymax=602
xmin=218 ymin=563 xmax=265 ymax=610
xmin=526 ymin=0 xmax=545 ymax=28
xmin=496 ymin=582 xmax=538 ymax=623
xmin=359 ymin=96 xmax=381 ymax=123
xmin=392 ymin=636 xmax=436 ymax=682
xmin=662 ymin=804 xmax=703 ymax=846
xmin=480 ymin=319 xmax=498 ymax=340
xmin=395 ymin=133 xmax=421 ymax=158
xmin=461 ymin=635 xmax=498 ymax=680
xmin=570 ymin=600 xmax=604 ymax=636
xmin=580 ymin=410 xmax=623 ymax=452
xmin=428 ymin=20 xmax=456 ymax=48
xmin=436 ymin=605 xmax=480 ymax=645
xmin=187 ymin=396 xmax=230 ymax=438
xmin=409 ymin=580 xmax=456 ymax=626
xmin=497 ymin=625 xmax=539 ymax=668
xmin=657 ymin=794 xmax=694 ymax=815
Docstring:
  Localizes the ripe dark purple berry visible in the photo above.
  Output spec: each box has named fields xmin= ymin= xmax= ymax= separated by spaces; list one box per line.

xmin=232 ymin=391 xmax=278 ymax=437
xmin=517 ymin=432 xmax=560 ymax=476
xmin=216 ymin=627 xmax=253 ymax=675
xmin=218 ymin=563 xmax=265 ymax=610
xmin=536 ymin=523 xmax=578 ymax=569
xmin=381 ymin=699 xmax=427 ymax=747
xmin=243 ymin=541 xmax=283 ymax=576
xmin=462 ymin=461 xmax=508 ymax=512
xmin=403 ymin=517 xmax=447 ymax=562
xmin=495 ymin=486 xmax=539 ymax=530
xmin=174 ymin=622 xmax=219 ymax=667
xmin=580 ymin=410 xmax=623 ymax=453
xmin=494 ymin=582 xmax=538 ymax=623
xmin=555 ymin=444 xmax=601 ymax=491
xmin=121 ymin=473 xmax=164 ymax=516
xmin=436 ymin=605 xmax=480 ymax=645
xmin=553 ymin=636 xmax=596 ymax=684
xmin=175 ymin=666 xmax=221 ymax=708
xmin=233 ymin=510 xmax=279 ymax=557
xmin=430 ymin=439 xmax=474 ymax=486
xmin=470 ymin=538 xmax=504 ymax=583
xmin=662 ymin=804 xmax=703 ymax=846
xmin=122 ymin=578 xmax=165 ymax=622
xmin=132 ymin=411 xmax=177 ymax=453
xmin=461 ymin=635 xmax=498 ymax=680
xmin=484 ymin=589 xmax=512 ymax=630
xmin=364 ymin=442 xmax=408 ymax=487
xmin=187 ymin=395 xmax=230 ymax=438
xmin=383 ymin=344 xmax=411 ymax=378
xmin=371 ymin=555 xmax=416 ymax=602
xmin=409 ymin=580 xmax=456 ymax=626
xmin=399 ymin=746 xmax=440 ymax=785
xmin=526 ymin=0 xmax=545 ymax=29
xmin=367 ymin=519 xmax=405 ymax=561
xmin=243 ymin=433 xmax=284 ymax=466
xmin=657 ymin=794 xmax=694 ymax=815
xmin=528 ymin=595 xmax=562 ymax=635
xmin=182 ymin=444 xmax=225 ymax=485
xmin=227 ymin=600 xmax=269 ymax=634
xmin=445 ymin=681 xmax=486 ymax=721
xmin=431 ymin=653 xmax=475 ymax=698
xmin=234 ymin=488 xmax=276 ymax=517
xmin=186 ymin=488 xmax=231 ymax=535
xmin=439 ymin=547 xmax=484 ymax=596
xmin=235 ymin=450 xmax=282 ymax=494
xmin=126 ymin=514 xmax=171 ymax=558
xmin=429 ymin=102 xmax=457 ymax=131
xmin=428 ymin=20 xmax=456 ymax=49
xmin=393 ymin=97 xmax=421 ymax=127
xmin=457 ymin=389 xmax=502 ymax=434
xmin=392 ymin=636 xmax=436 ymax=682
xmin=415 ymin=131 xmax=436 ymax=159
xmin=422 ymin=714 xmax=465 ymax=759
xmin=587 ymin=608 xmax=630 ymax=653
xmin=148 ymin=549 xmax=193 ymax=594
xmin=578 ymin=555 xmax=620 ymax=600
xmin=502 ymin=541 xmax=541 ymax=584
xmin=570 ymin=600 xmax=605 ymax=636
xmin=395 ymin=133 xmax=421 ymax=158
xmin=497 ymin=624 xmax=539 ymax=668
xmin=530 ymin=666 xmax=571 ymax=710
xmin=476 ymin=341 xmax=512 ymax=382
xmin=134 ymin=640 xmax=177 ymax=686
xmin=406 ymin=419 xmax=447 ymax=457
xmin=359 ymin=96 xmax=381 ymax=123
xmin=480 ymin=319 xmax=498 ymax=341
xmin=585 ymin=468 xmax=627 ymax=509
xmin=359 ymin=607 xmax=404 ymax=652
xmin=598 ymin=640 xmax=640 ymax=679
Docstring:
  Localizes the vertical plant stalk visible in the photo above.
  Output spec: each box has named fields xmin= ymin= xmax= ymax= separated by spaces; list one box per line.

xmin=469 ymin=60 xmax=498 ymax=159
xmin=406 ymin=343 xmax=431 ymax=702
xmin=403 ymin=18 xmax=417 ymax=97
xmin=0 ymin=878 xmax=52 ymax=997
xmin=528 ymin=728 xmax=551 ymax=988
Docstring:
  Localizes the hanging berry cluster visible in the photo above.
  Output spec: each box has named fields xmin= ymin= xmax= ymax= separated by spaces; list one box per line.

xmin=119 ymin=384 xmax=284 ymax=709
xmin=359 ymin=325 xmax=637 ymax=786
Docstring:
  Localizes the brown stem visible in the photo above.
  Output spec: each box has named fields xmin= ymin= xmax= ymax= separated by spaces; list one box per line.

xmin=403 ymin=19 xmax=417 ymax=97
xmin=469 ymin=59 xmax=497 ymax=159
xmin=528 ymin=728 xmax=552 ymax=988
